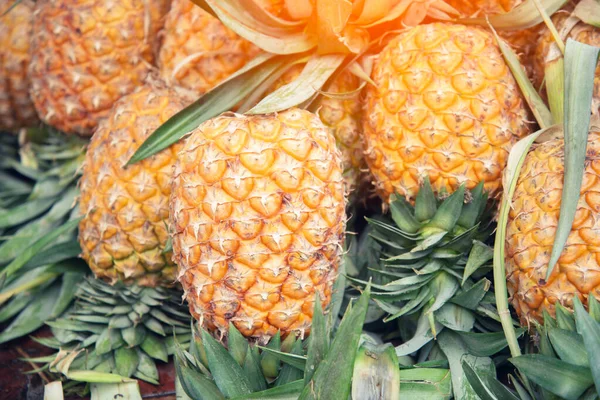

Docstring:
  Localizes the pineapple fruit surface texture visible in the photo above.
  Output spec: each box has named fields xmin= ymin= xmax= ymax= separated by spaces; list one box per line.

xmin=29 ymin=0 xmax=170 ymax=135
xmin=158 ymin=0 xmax=260 ymax=96
xmin=0 ymin=0 xmax=38 ymax=130
xmin=506 ymin=131 xmax=600 ymax=324
xmin=363 ymin=23 xmax=530 ymax=203
xmin=79 ymin=81 xmax=189 ymax=288
xmin=268 ymin=65 xmax=364 ymax=194
xmin=170 ymin=109 xmax=346 ymax=341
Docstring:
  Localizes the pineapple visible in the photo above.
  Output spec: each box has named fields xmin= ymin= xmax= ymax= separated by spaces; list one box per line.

xmin=448 ymin=0 xmax=541 ymax=78
xmin=505 ymin=130 xmax=600 ymax=324
xmin=363 ymin=23 xmax=531 ymax=203
xmin=532 ymin=7 xmax=600 ymax=104
xmin=170 ymin=108 xmax=346 ymax=341
xmin=0 ymin=0 xmax=38 ymax=130
xmin=158 ymin=0 xmax=261 ymax=96
xmin=266 ymin=65 xmax=364 ymax=194
xmin=28 ymin=0 xmax=170 ymax=136
xmin=78 ymin=78 xmax=190 ymax=287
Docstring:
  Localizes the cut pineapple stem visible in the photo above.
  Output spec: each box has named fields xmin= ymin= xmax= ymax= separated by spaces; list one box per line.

xmin=533 ymin=0 xmax=566 ymax=53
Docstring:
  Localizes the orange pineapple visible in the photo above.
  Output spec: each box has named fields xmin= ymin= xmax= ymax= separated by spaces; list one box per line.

xmin=79 ymin=79 xmax=191 ymax=287
xmin=0 ymin=0 xmax=38 ymax=130
xmin=158 ymin=0 xmax=261 ymax=96
xmin=29 ymin=0 xmax=170 ymax=135
xmin=363 ymin=23 xmax=531 ymax=202
xmin=170 ymin=109 xmax=346 ymax=341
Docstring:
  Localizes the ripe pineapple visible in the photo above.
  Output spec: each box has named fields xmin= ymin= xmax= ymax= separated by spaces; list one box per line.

xmin=0 ymin=0 xmax=38 ymax=130
xmin=363 ymin=23 xmax=531 ymax=203
xmin=28 ymin=0 xmax=170 ymax=136
xmin=448 ymin=0 xmax=542 ymax=77
xmin=158 ymin=0 xmax=261 ymax=96
xmin=79 ymin=79 xmax=190 ymax=287
xmin=505 ymin=130 xmax=600 ymax=324
xmin=170 ymin=109 xmax=346 ymax=341
xmin=532 ymin=7 xmax=600 ymax=103
xmin=266 ymin=65 xmax=364 ymax=194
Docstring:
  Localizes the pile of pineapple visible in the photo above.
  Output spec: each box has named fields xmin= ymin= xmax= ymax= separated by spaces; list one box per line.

xmin=1 ymin=0 xmax=600 ymax=399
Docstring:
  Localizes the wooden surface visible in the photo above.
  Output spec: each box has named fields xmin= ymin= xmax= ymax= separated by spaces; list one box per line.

xmin=0 ymin=327 xmax=178 ymax=400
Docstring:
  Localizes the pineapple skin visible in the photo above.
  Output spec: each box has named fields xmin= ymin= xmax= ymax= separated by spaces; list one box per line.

xmin=447 ymin=0 xmax=540 ymax=78
xmin=506 ymin=131 xmax=600 ymax=324
xmin=170 ymin=109 xmax=346 ymax=341
xmin=78 ymin=80 xmax=189 ymax=288
xmin=0 ymin=0 xmax=38 ymax=130
xmin=268 ymin=65 xmax=365 ymax=194
xmin=158 ymin=0 xmax=260 ymax=96
xmin=363 ymin=23 xmax=530 ymax=203
xmin=28 ymin=0 xmax=170 ymax=136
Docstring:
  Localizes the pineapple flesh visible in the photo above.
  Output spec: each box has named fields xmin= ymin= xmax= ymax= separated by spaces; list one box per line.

xmin=363 ymin=23 xmax=531 ymax=203
xmin=158 ymin=0 xmax=261 ymax=96
xmin=78 ymin=79 xmax=190 ymax=287
xmin=28 ymin=0 xmax=170 ymax=136
xmin=170 ymin=109 xmax=346 ymax=341
xmin=506 ymin=130 xmax=600 ymax=324
xmin=0 ymin=0 xmax=38 ymax=130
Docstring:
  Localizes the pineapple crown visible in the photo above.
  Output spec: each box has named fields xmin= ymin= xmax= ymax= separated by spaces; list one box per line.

xmin=348 ymin=180 xmax=502 ymax=355
xmin=175 ymin=286 xmax=454 ymax=400
xmin=463 ymin=296 xmax=600 ymax=400
xmin=32 ymin=277 xmax=191 ymax=395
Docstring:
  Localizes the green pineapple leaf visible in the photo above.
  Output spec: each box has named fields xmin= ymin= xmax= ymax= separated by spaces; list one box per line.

xmin=114 ymin=347 xmax=139 ymax=378
xmin=276 ymin=339 xmax=304 ymax=386
xmin=260 ymin=332 xmax=281 ymax=380
xmin=462 ymin=360 xmax=520 ymax=400
xmin=415 ymin=179 xmax=437 ymax=222
xmin=201 ymin=329 xmax=253 ymax=398
xmin=555 ymin=303 xmax=576 ymax=331
xmin=548 ymin=327 xmax=589 ymax=367
xmin=299 ymin=285 xmax=371 ymax=400
xmin=510 ymin=354 xmax=594 ymax=400
xmin=227 ymin=322 xmax=249 ymax=367
xmin=304 ymin=293 xmax=328 ymax=384
xmin=573 ymin=297 xmax=600 ymax=395
xmin=546 ymin=39 xmax=600 ymax=280
xmin=230 ymin=380 xmax=304 ymax=400
xmin=424 ymin=185 xmax=465 ymax=234
xmin=256 ymin=345 xmax=306 ymax=371
xmin=456 ymin=329 xmax=525 ymax=358
xmin=243 ymin=346 xmax=267 ymax=392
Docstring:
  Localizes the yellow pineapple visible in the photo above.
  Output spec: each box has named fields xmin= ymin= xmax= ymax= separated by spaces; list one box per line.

xmin=28 ymin=0 xmax=170 ymax=136
xmin=448 ymin=0 xmax=542 ymax=77
xmin=78 ymin=78 xmax=191 ymax=287
xmin=505 ymin=130 xmax=600 ymax=324
xmin=170 ymin=108 xmax=346 ymax=341
xmin=363 ymin=23 xmax=531 ymax=203
xmin=266 ymin=65 xmax=364 ymax=194
xmin=158 ymin=0 xmax=261 ymax=96
xmin=0 ymin=0 xmax=38 ymax=130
